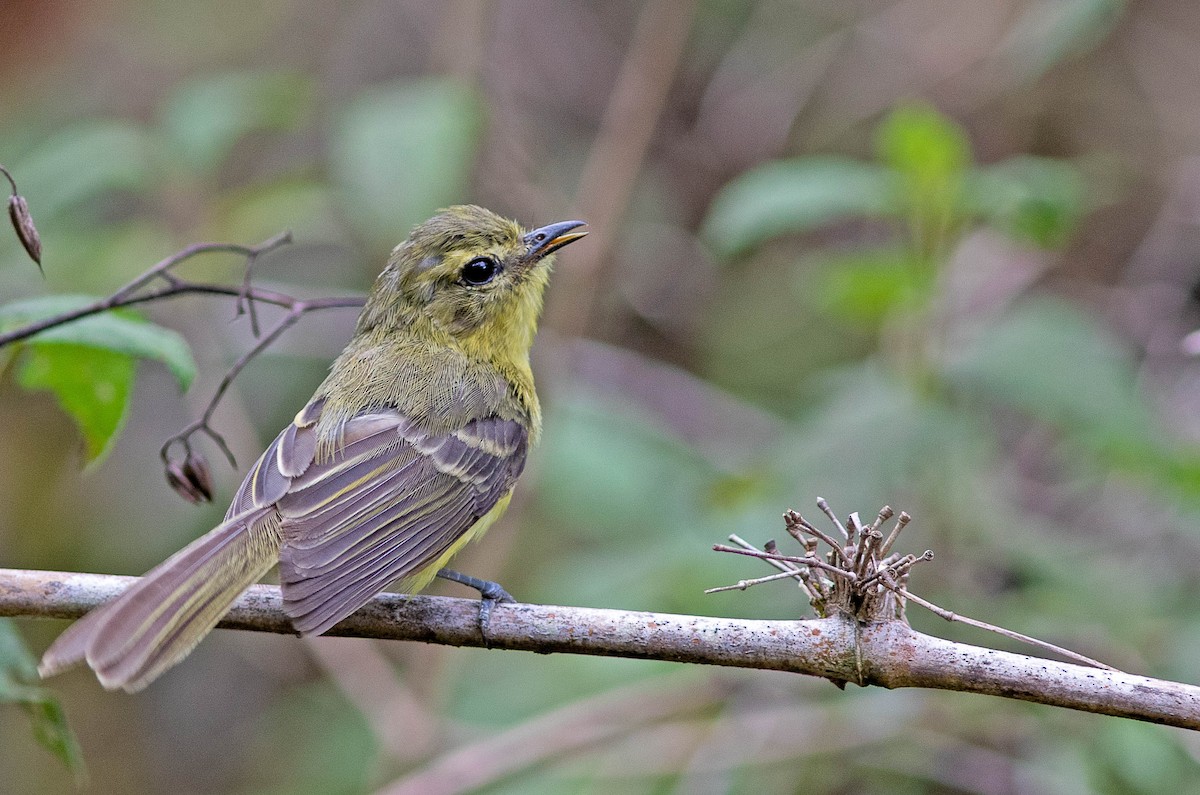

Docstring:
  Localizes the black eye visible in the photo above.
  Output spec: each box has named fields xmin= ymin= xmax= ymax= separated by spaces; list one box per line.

xmin=461 ymin=256 xmax=497 ymax=285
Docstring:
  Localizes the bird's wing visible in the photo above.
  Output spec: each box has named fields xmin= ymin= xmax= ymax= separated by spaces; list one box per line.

xmin=38 ymin=403 xmax=324 ymax=691
xmin=225 ymin=397 xmax=325 ymax=520
xmin=276 ymin=407 xmax=528 ymax=635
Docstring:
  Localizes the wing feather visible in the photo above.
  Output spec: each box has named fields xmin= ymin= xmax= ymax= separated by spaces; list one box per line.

xmin=285 ymin=496 xmax=479 ymax=632
xmin=277 ymin=410 xmax=527 ymax=635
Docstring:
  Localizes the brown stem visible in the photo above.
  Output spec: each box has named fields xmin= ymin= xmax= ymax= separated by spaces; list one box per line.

xmin=0 ymin=232 xmax=297 ymax=349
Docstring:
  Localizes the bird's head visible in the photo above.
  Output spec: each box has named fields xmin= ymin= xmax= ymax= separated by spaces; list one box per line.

xmin=359 ymin=205 xmax=586 ymax=358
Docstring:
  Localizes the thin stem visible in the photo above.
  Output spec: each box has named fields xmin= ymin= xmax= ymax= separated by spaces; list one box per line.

xmin=0 ymin=229 xmax=364 ymax=475
xmin=712 ymin=544 xmax=857 ymax=582
xmin=0 ymin=232 xmax=296 ymax=349
xmin=0 ymin=164 xmax=17 ymax=195
xmin=704 ymin=570 xmax=804 ymax=594
xmin=159 ymin=304 xmax=312 ymax=468
xmin=874 ymin=572 xmax=1115 ymax=671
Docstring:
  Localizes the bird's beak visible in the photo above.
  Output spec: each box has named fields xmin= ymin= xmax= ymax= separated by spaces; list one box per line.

xmin=523 ymin=220 xmax=588 ymax=260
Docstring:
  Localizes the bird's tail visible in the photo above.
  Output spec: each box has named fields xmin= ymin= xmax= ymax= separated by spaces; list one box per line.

xmin=39 ymin=509 xmax=283 ymax=692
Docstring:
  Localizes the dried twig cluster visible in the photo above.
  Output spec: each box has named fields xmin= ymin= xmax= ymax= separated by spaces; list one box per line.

xmin=708 ymin=500 xmax=927 ymax=623
xmin=710 ymin=499 xmax=1115 ymax=671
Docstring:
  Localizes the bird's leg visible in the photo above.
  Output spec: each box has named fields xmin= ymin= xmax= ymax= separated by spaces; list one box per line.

xmin=435 ymin=568 xmax=515 ymax=643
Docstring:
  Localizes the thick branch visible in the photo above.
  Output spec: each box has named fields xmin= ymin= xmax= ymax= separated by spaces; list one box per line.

xmin=2 ymin=568 xmax=1197 ymax=730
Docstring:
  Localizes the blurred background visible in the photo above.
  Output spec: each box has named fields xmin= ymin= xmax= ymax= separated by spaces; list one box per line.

xmin=2 ymin=0 xmax=1200 ymax=792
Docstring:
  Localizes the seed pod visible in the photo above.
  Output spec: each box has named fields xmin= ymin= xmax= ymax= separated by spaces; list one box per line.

xmin=166 ymin=459 xmax=208 ymax=504
xmin=7 ymin=193 xmax=42 ymax=270
xmin=182 ymin=450 xmax=214 ymax=503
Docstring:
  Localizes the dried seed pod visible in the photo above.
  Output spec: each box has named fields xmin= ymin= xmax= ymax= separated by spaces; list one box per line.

xmin=166 ymin=459 xmax=206 ymax=504
xmin=182 ymin=450 xmax=214 ymax=503
xmin=7 ymin=193 xmax=42 ymax=270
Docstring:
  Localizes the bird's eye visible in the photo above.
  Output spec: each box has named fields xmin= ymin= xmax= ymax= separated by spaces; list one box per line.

xmin=461 ymin=256 xmax=498 ymax=285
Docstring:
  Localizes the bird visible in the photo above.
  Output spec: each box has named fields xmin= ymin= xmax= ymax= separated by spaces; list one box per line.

xmin=39 ymin=205 xmax=586 ymax=692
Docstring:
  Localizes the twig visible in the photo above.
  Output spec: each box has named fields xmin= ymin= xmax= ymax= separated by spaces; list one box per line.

xmin=816 ymin=497 xmax=850 ymax=541
xmin=712 ymin=502 xmax=1120 ymax=677
xmin=704 ymin=570 xmax=805 ymax=594
xmin=785 ymin=510 xmax=846 ymax=565
xmin=0 ymin=164 xmax=17 ymax=195
xmin=157 ymin=300 xmax=336 ymax=469
xmin=876 ymin=573 xmax=1115 ymax=672
xmin=727 ymin=534 xmax=807 ymax=583
xmin=0 ymin=232 xmax=303 ymax=349
xmin=878 ymin=510 xmax=911 ymax=558
xmin=0 ymin=231 xmax=365 ymax=479
xmin=2 ymin=568 xmax=1198 ymax=730
xmin=711 ymin=544 xmax=856 ymax=582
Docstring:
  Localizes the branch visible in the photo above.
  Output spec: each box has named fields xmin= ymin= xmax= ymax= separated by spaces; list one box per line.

xmin=2 ymin=568 xmax=1197 ymax=730
xmin=0 ymin=232 xmax=291 ymax=349
xmin=0 ymin=230 xmax=365 ymax=493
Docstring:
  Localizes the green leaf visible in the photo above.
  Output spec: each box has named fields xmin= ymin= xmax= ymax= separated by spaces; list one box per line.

xmin=162 ymin=71 xmax=316 ymax=173
xmin=16 ymin=343 xmax=136 ymax=463
xmin=967 ymin=156 xmax=1086 ymax=248
xmin=331 ymin=77 xmax=482 ymax=245
xmin=0 ymin=619 xmax=85 ymax=777
xmin=702 ymin=156 xmax=896 ymax=257
xmin=812 ymin=247 xmax=935 ymax=322
xmin=875 ymin=103 xmax=972 ymax=251
xmin=0 ymin=295 xmax=196 ymax=389
xmin=875 ymin=103 xmax=972 ymax=182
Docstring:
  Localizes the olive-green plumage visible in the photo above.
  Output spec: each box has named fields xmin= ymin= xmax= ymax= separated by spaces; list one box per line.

xmin=39 ymin=205 xmax=586 ymax=691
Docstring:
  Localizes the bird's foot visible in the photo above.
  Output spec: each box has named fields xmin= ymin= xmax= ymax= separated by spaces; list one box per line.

xmin=435 ymin=568 xmax=515 ymax=645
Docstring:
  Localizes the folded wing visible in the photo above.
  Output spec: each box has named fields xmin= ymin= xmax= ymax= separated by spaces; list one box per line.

xmin=277 ymin=409 xmax=527 ymax=635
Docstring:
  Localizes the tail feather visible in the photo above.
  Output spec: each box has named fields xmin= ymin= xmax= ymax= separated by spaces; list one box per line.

xmin=39 ymin=509 xmax=283 ymax=692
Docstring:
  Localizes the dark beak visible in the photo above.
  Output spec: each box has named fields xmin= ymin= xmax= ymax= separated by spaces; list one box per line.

xmin=524 ymin=220 xmax=588 ymax=260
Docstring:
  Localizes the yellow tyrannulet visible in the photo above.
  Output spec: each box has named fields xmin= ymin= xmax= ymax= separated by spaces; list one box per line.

xmin=40 ymin=205 xmax=586 ymax=691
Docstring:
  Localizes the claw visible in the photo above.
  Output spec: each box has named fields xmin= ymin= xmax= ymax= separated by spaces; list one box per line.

xmin=435 ymin=568 xmax=515 ymax=644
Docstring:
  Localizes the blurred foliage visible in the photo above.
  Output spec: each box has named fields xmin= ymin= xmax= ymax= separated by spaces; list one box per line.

xmin=0 ymin=619 xmax=83 ymax=778
xmin=2 ymin=1 xmax=1200 ymax=793
xmin=332 ymin=77 xmax=483 ymax=244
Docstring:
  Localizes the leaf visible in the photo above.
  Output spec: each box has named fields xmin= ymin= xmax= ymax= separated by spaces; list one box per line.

xmin=941 ymin=296 xmax=1175 ymax=480
xmin=17 ymin=344 xmax=135 ymax=463
xmin=875 ymin=103 xmax=972 ymax=182
xmin=812 ymin=247 xmax=935 ymax=322
xmin=0 ymin=619 xmax=85 ymax=777
xmin=875 ymin=103 xmax=972 ymax=250
xmin=1000 ymin=0 xmax=1125 ymax=81
xmin=162 ymin=71 xmax=316 ymax=173
xmin=701 ymin=156 xmax=896 ymax=257
xmin=331 ymin=77 xmax=482 ymax=245
xmin=966 ymin=156 xmax=1086 ymax=248
xmin=0 ymin=295 xmax=196 ymax=389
